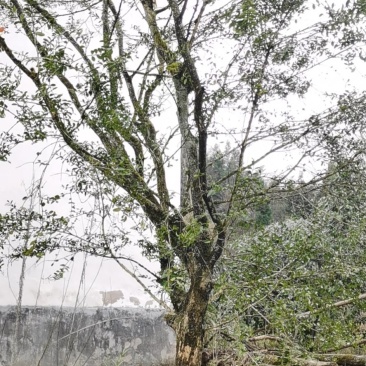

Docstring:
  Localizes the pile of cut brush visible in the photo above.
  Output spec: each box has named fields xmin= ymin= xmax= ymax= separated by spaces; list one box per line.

xmin=202 ymin=337 xmax=366 ymax=366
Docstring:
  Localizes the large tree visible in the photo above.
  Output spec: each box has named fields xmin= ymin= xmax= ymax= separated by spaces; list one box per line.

xmin=1 ymin=0 xmax=366 ymax=365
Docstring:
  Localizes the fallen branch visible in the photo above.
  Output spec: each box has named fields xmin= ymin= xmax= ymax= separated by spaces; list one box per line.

xmin=298 ymin=293 xmax=366 ymax=318
xmin=316 ymin=354 xmax=366 ymax=366
xmin=249 ymin=335 xmax=285 ymax=342
xmin=262 ymin=354 xmax=337 ymax=366
xmin=322 ymin=339 xmax=366 ymax=353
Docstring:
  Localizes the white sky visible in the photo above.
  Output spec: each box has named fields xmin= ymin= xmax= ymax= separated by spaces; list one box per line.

xmin=1 ymin=0 xmax=365 ymax=308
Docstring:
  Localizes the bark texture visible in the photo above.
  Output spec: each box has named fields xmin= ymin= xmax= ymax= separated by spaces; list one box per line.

xmin=174 ymin=269 xmax=212 ymax=366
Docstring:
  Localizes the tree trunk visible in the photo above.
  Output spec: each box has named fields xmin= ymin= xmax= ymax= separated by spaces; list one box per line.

xmin=174 ymin=269 xmax=212 ymax=366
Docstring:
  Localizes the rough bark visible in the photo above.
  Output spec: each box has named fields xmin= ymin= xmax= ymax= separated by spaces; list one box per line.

xmin=171 ymin=267 xmax=212 ymax=366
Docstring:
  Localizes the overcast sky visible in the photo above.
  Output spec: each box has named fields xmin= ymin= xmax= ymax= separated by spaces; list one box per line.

xmin=1 ymin=0 xmax=365 ymax=308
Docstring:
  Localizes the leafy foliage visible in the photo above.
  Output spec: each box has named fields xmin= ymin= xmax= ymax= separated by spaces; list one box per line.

xmin=207 ymin=158 xmax=366 ymax=358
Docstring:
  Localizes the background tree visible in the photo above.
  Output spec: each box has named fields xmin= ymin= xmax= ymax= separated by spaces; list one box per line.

xmin=207 ymin=143 xmax=272 ymax=233
xmin=1 ymin=1 xmax=366 ymax=365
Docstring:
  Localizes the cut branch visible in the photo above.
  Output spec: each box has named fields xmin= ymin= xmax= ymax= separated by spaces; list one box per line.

xmin=298 ymin=293 xmax=366 ymax=319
